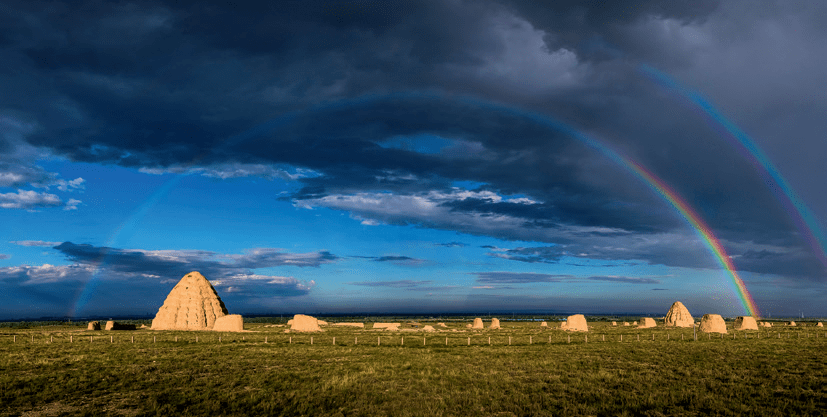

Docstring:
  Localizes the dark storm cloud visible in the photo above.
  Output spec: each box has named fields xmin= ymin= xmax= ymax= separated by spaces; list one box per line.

xmin=1 ymin=0 xmax=825 ymax=280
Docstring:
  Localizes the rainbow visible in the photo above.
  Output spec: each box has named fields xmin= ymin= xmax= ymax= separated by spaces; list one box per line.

xmin=640 ymin=64 xmax=827 ymax=272
xmin=68 ymin=92 xmax=761 ymax=317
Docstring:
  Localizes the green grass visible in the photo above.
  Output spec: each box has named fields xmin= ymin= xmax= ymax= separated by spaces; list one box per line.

xmin=1 ymin=320 xmax=825 ymax=416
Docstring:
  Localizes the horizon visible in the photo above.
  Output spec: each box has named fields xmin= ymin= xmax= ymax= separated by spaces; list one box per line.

xmin=2 ymin=1 xmax=827 ymax=320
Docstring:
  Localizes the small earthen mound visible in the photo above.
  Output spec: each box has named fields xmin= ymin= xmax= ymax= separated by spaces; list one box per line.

xmin=817 ymin=322 xmax=824 ymax=327
xmin=664 ymin=301 xmax=694 ymax=328
xmin=466 ymin=324 xmax=472 ymax=328
xmin=623 ymin=322 xmax=630 ymax=326
xmin=318 ymin=320 xmax=329 ymax=326
xmin=421 ymin=325 xmax=435 ymax=332
xmin=698 ymin=314 xmax=727 ymax=333
xmin=632 ymin=321 xmax=638 ymax=326
xmin=213 ymin=314 xmax=244 ymax=332
xmin=611 ymin=321 xmax=617 ymax=326
xmin=788 ymin=321 xmax=796 ymax=327
xmin=472 ymin=318 xmax=484 ymax=329
xmin=373 ymin=323 xmax=401 ymax=330
xmin=436 ymin=323 xmax=447 ymax=328
xmin=290 ymin=314 xmax=322 ymax=332
xmin=733 ymin=316 xmax=758 ymax=331
xmin=638 ymin=318 xmax=656 ymax=328
xmin=151 ymin=271 xmax=228 ymax=331
xmin=333 ymin=323 xmax=365 ymax=328
xmin=489 ymin=318 xmax=500 ymax=329
xmin=540 ymin=321 xmax=548 ymax=327
xmin=762 ymin=322 xmax=772 ymax=327
xmin=564 ymin=314 xmax=588 ymax=332
xmin=87 ymin=321 xmax=101 ymax=331
xmin=560 ymin=321 xmax=568 ymax=330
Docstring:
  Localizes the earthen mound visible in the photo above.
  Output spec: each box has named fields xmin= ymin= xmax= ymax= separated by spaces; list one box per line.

xmin=151 ymin=272 xmax=228 ymax=331
xmin=87 ymin=321 xmax=100 ymax=330
xmin=564 ymin=314 xmax=588 ymax=332
xmin=733 ymin=316 xmax=758 ymax=331
xmin=560 ymin=321 xmax=568 ymax=330
xmin=698 ymin=314 xmax=727 ymax=333
xmin=104 ymin=321 xmax=136 ymax=331
xmin=466 ymin=324 xmax=472 ymax=328
xmin=290 ymin=314 xmax=322 ymax=332
xmin=611 ymin=321 xmax=617 ymax=326
xmin=540 ymin=321 xmax=548 ymax=327
xmin=489 ymin=318 xmax=500 ymax=329
xmin=632 ymin=321 xmax=638 ymax=326
xmin=664 ymin=301 xmax=694 ymax=327
xmin=437 ymin=323 xmax=447 ymax=327
xmin=318 ymin=320 xmax=329 ymax=326
xmin=762 ymin=322 xmax=772 ymax=327
xmin=422 ymin=325 xmax=435 ymax=332
xmin=623 ymin=322 xmax=630 ymax=326
xmin=817 ymin=322 xmax=824 ymax=327
xmin=213 ymin=314 xmax=244 ymax=332
xmin=472 ymin=318 xmax=484 ymax=329
xmin=373 ymin=323 xmax=401 ymax=330
xmin=333 ymin=323 xmax=365 ymax=328
xmin=788 ymin=321 xmax=796 ymax=326
xmin=638 ymin=318 xmax=656 ymax=328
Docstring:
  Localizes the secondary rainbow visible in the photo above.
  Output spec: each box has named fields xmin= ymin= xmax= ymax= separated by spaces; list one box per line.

xmin=640 ymin=64 xmax=827 ymax=272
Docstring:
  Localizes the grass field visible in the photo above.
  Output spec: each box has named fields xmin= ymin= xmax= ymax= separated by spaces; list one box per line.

xmin=1 ymin=318 xmax=825 ymax=416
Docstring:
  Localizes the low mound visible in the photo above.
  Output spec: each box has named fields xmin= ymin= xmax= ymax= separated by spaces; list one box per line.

xmin=421 ymin=325 xmax=435 ymax=332
xmin=373 ymin=323 xmax=401 ymax=330
xmin=466 ymin=324 xmax=472 ymax=328
xmin=472 ymin=318 xmax=484 ymax=329
xmin=664 ymin=301 xmax=694 ymax=327
xmin=733 ymin=316 xmax=758 ymax=330
xmin=540 ymin=321 xmax=548 ymax=327
xmin=489 ymin=318 xmax=500 ymax=329
xmin=623 ymin=322 xmax=630 ymax=326
xmin=213 ymin=314 xmax=244 ymax=332
xmin=104 ymin=321 xmax=136 ymax=331
xmin=564 ymin=314 xmax=588 ymax=332
xmin=87 ymin=321 xmax=100 ymax=330
xmin=611 ymin=321 xmax=617 ymax=326
xmin=436 ymin=323 xmax=447 ymax=328
xmin=788 ymin=321 xmax=797 ymax=326
xmin=638 ymin=318 xmax=656 ymax=328
xmin=632 ymin=321 xmax=638 ymax=326
xmin=318 ymin=320 xmax=329 ymax=326
xmin=698 ymin=314 xmax=727 ymax=333
xmin=560 ymin=321 xmax=568 ymax=330
xmin=333 ymin=323 xmax=364 ymax=328
xmin=290 ymin=314 xmax=322 ymax=332
xmin=762 ymin=322 xmax=773 ymax=327
xmin=817 ymin=322 xmax=824 ymax=327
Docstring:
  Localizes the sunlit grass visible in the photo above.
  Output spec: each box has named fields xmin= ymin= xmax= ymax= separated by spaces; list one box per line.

xmin=1 ymin=319 xmax=825 ymax=416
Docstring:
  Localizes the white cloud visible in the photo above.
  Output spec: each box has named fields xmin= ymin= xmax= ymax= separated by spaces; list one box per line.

xmin=139 ymin=163 xmax=318 ymax=181
xmin=10 ymin=240 xmax=61 ymax=247
xmin=63 ymin=199 xmax=82 ymax=211
xmin=0 ymin=189 xmax=61 ymax=210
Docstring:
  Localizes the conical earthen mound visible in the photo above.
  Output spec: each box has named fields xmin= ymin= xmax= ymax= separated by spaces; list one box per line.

xmin=151 ymin=271 xmax=228 ymax=330
xmin=664 ymin=301 xmax=694 ymax=327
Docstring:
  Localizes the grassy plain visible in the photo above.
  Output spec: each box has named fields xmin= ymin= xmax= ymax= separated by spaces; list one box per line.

xmin=1 ymin=318 xmax=825 ymax=416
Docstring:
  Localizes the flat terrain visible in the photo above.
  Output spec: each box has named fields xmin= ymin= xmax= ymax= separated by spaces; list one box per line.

xmin=1 ymin=319 xmax=825 ymax=416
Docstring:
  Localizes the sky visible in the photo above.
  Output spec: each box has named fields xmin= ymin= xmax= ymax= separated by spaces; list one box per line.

xmin=1 ymin=0 xmax=826 ymax=320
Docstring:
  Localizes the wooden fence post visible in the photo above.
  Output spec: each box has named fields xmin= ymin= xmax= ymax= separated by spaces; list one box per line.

xmin=508 ymin=336 xmax=511 ymax=345
xmin=488 ymin=336 xmax=491 ymax=345
xmin=13 ymin=335 xmax=15 ymax=343
xmin=401 ymin=337 xmax=404 ymax=346
xmin=445 ymin=337 xmax=448 ymax=346
xmin=70 ymin=335 xmax=72 ymax=343
xmin=529 ymin=336 xmax=532 ymax=345
xmin=311 ymin=337 xmax=313 ymax=345
xmin=333 ymin=337 xmax=335 ymax=345
xmin=567 ymin=335 xmax=570 ymax=344
xmin=468 ymin=337 xmax=470 ymax=346
xmin=620 ymin=334 xmax=622 ymax=342
xmin=355 ymin=337 xmax=357 ymax=345
xmin=378 ymin=336 xmax=380 ymax=346
xmin=132 ymin=336 xmax=134 ymax=343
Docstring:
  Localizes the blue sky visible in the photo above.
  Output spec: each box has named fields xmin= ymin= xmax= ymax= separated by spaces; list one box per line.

xmin=1 ymin=0 xmax=826 ymax=319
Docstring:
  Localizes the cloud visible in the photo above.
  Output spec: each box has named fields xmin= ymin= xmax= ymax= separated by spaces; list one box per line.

xmin=0 ymin=0 xmax=824 ymax=283
xmin=347 ymin=280 xmax=433 ymax=288
xmin=0 ymin=242 xmax=337 ymax=296
xmin=10 ymin=240 xmax=62 ymax=247
xmin=372 ymin=255 xmax=426 ymax=266
xmin=435 ymin=242 xmax=467 ymax=247
xmin=0 ymin=254 xmax=9 ymax=260
xmin=473 ymin=272 xmax=659 ymax=285
xmin=0 ymin=190 xmax=61 ymax=210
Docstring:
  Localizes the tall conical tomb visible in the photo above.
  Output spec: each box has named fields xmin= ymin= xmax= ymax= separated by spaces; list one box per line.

xmin=151 ymin=271 xmax=229 ymax=330
xmin=664 ymin=301 xmax=694 ymax=328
